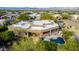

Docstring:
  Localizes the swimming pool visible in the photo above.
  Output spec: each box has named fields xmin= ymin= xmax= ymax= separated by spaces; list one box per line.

xmin=50 ymin=37 xmax=65 ymax=44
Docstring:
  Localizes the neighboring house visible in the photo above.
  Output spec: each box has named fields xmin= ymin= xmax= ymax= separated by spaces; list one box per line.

xmin=9 ymin=20 xmax=59 ymax=38
xmin=0 ymin=19 xmax=6 ymax=25
xmin=0 ymin=19 xmax=15 ymax=26
xmin=57 ymin=20 xmax=64 ymax=29
xmin=4 ymin=19 xmax=14 ymax=25
xmin=70 ymin=15 xmax=79 ymax=20
xmin=1 ymin=12 xmax=19 ymax=20
xmin=29 ymin=13 xmax=41 ymax=20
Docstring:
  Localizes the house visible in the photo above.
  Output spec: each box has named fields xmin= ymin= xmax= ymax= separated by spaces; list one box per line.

xmin=0 ymin=19 xmax=15 ymax=26
xmin=9 ymin=20 xmax=59 ymax=38
xmin=29 ymin=13 xmax=41 ymax=20
xmin=0 ymin=19 xmax=6 ymax=25
xmin=1 ymin=12 xmax=19 ymax=20
xmin=70 ymin=15 xmax=79 ymax=20
xmin=57 ymin=20 xmax=64 ymax=29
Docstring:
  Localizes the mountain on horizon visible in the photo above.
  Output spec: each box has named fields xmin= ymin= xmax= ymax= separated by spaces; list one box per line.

xmin=0 ymin=7 xmax=79 ymax=11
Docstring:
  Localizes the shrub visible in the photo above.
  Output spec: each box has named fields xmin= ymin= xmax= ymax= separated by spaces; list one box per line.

xmin=1 ymin=31 xmax=15 ymax=42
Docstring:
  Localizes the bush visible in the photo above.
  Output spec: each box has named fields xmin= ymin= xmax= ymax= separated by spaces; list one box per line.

xmin=12 ymin=39 xmax=57 ymax=51
xmin=62 ymin=13 xmax=70 ymax=19
xmin=62 ymin=30 xmax=73 ymax=40
xmin=40 ymin=13 xmax=52 ymax=20
xmin=0 ymin=26 xmax=8 ymax=32
xmin=35 ymin=40 xmax=57 ymax=51
xmin=12 ymin=38 xmax=35 ymax=51
xmin=1 ymin=31 xmax=15 ymax=42
xmin=17 ymin=13 xmax=30 ymax=21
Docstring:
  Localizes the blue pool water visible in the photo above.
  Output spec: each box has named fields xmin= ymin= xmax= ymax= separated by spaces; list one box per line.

xmin=51 ymin=37 xmax=65 ymax=44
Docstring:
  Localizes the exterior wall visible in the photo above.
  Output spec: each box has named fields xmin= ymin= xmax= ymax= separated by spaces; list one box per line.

xmin=8 ymin=20 xmax=59 ymax=38
xmin=41 ymin=28 xmax=59 ymax=37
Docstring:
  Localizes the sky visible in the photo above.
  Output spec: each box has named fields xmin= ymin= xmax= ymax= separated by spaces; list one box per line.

xmin=0 ymin=0 xmax=79 ymax=7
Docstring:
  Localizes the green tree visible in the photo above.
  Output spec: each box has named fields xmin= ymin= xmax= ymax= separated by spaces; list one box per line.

xmin=40 ymin=13 xmax=52 ymax=20
xmin=0 ymin=25 xmax=8 ymax=32
xmin=34 ymin=40 xmax=57 ymax=51
xmin=17 ymin=13 xmax=30 ymax=21
xmin=12 ymin=38 xmax=35 ymax=51
xmin=52 ymin=16 xmax=58 ymax=23
xmin=0 ymin=10 xmax=6 ymax=17
xmin=34 ymin=40 xmax=46 ymax=51
xmin=62 ymin=13 xmax=70 ymax=20
xmin=44 ymin=41 xmax=57 ymax=51
xmin=62 ymin=30 xmax=73 ymax=40
xmin=12 ymin=38 xmax=57 ymax=51
xmin=1 ymin=31 xmax=15 ymax=42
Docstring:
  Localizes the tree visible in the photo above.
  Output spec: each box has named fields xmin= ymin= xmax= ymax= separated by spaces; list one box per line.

xmin=0 ymin=25 xmax=8 ymax=32
xmin=40 ymin=13 xmax=52 ymax=20
xmin=52 ymin=15 xmax=58 ymax=23
xmin=34 ymin=40 xmax=46 ymax=51
xmin=2 ymin=16 xmax=9 ymax=20
xmin=62 ymin=13 xmax=70 ymax=20
xmin=35 ymin=40 xmax=57 ymax=51
xmin=12 ymin=38 xmax=35 ymax=51
xmin=12 ymin=38 xmax=57 ymax=51
xmin=0 ymin=10 xmax=6 ymax=17
xmin=44 ymin=41 xmax=57 ymax=51
xmin=1 ymin=31 xmax=15 ymax=42
xmin=62 ymin=30 xmax=73 ymax=40
xmin=17 ymin=13 xmax=30 ymax=21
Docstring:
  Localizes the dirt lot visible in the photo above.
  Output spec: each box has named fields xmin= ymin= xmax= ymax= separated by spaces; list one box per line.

xmin=64 ymin=19 xmax=79 ymax=35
